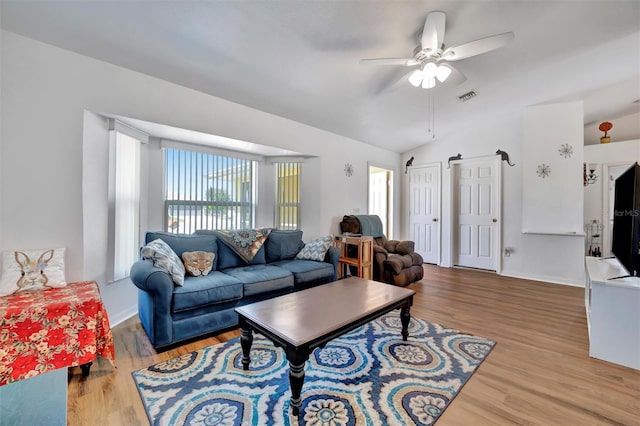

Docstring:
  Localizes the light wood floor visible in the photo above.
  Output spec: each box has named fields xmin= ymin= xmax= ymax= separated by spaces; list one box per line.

xmin=67 ymin=265 xmax=640 ymax=425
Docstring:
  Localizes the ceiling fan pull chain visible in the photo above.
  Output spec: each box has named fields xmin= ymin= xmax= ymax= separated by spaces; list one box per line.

xmin=432 ymin=93 xmax=436 ymax=139
xmin=427 ymin=92 xmax=436 ymax=140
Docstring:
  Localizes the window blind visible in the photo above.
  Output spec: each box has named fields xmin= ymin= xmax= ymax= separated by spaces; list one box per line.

xmin=164 ymin=148 xmax=256 ymax=233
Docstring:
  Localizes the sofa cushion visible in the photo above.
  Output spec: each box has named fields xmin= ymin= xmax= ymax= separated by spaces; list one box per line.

xmin=216 ymin=239 xmax=267 ymax=270
xmin=270 ymin=259 xmax=334 ymax=285
xmin=146 ymin=231 xmax=218 ymax=270
xmin=172 ymin=271 xmax=243 ymax=313
xmin=265 ymin=230 xmax=305 ymax=263
xmin=221 ymin=264 xmax=293 ymax=297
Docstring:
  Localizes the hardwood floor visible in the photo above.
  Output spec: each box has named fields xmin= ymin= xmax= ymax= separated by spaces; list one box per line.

xmin=67 ymin=265 xmax=640 ymax=425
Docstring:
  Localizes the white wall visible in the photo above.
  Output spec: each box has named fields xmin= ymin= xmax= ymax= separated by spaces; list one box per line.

xmin=402 ymin=108 xmax=586 ymax=286
xmin=522 ymin=102 xmax=584 ymax=234
xmin=1 ymin=31 xmax=400 ymax=324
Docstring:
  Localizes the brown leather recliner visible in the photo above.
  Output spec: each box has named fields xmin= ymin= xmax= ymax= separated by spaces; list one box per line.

xmin=339 ymin=215 xmax=424 ymax=287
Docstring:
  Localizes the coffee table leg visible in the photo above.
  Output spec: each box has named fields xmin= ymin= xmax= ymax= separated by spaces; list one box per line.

xmin=239 ymin=320 xmax=253 ymax=371
xmin=288 ymin=361 xmax=306 ymax=416
xmin=400 ymin=303 xmax=411 ymax=341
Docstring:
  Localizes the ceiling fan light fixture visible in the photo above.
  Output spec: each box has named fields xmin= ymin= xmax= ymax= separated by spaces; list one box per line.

xmin=422 ymin=76 xmax=436 ymax=89
xmin=435 ymin=65 xmax=452 ymax=82
xmin=408 ymin=69 xmax=423 ymax=87
xmin=423 ymin=62 xmax=438 ymax=79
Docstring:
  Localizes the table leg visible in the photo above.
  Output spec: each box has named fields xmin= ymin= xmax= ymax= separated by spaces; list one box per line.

xmin=80 ymin=362 xmax=92 ymax=377
xmin=240 ymin=323 xmax=254 ymax=371
xmin=400 ymin=303 xmax=411 ymax=341
xmin=288 ymin=361 xmax=306 ymax=416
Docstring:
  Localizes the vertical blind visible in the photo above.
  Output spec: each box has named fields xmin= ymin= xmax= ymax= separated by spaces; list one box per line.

xmin=164 ymin=148 xmax=255 ymax=234
xmin=110 ymin=131 xmax=141 ymax=281
xmin=275 ymin=162 xmax=301 ymax=230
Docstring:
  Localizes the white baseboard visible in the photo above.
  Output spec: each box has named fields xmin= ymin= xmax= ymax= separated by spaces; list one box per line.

xmin=107 ymin=306 xmax=138 ymax=328
xmin=500 ymin=270 xmax=585 ymax=288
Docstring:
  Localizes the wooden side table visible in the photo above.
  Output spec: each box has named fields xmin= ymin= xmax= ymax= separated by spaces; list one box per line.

xmin=334 ymin=234 xmax=373 ymax=279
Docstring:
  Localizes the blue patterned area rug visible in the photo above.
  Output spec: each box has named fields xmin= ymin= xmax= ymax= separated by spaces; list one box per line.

xmin=132 ymin=313 xmax=495 ymax=425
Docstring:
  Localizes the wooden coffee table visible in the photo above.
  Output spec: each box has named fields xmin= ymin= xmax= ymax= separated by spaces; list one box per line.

xmin=235 ymin=276 xmax=415 ymax=416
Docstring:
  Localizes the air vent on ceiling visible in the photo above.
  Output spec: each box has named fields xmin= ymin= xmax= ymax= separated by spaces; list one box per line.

xmin=458 ymin=90 xmax=477 ymax=102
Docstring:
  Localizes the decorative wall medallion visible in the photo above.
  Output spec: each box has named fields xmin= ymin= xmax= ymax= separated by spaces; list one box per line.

xmin=344 ymin=163 xmax=354 ymax=177
xmin=558 ymin=143 xmax=573 ymax=158
xmin=536 ymin=163 xmax=551 ymax=178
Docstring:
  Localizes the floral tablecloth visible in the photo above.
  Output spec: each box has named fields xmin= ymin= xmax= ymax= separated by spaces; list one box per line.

xmin=0 ymin=281 xmax=115 ymax=386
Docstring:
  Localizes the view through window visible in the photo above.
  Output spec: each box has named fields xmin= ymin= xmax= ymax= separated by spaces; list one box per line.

xmin=275 ymin=162 xmax=301 ymax=229
xmin=164 ymin=148 xmax=256 ymax=233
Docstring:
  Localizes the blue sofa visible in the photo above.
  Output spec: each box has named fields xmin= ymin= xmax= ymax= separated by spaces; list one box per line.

xmin=130 ymin=230 xmax=339 ymax=349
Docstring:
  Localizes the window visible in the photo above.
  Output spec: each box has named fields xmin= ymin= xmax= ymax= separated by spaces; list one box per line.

xmin=164 ymin=148 xmax=256 ymax=233
xmin=108 ymin=131 xmax=141 ymax=281
xmin=275 ymin=162 xmax=301 ymax=230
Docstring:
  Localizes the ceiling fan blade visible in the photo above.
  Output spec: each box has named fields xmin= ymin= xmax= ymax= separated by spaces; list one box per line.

xmin=441 ymin=32 xmax=514 ymax=61
xmin=421 ymin=11 xmax=446 ymax=51
xmin=360 ymin=58 xmax=420 ymax=66
xmin=440 ymin=63 xmax=466 ymax=85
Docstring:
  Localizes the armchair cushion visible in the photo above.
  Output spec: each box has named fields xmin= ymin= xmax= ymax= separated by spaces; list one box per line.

xmin=385 ymin=240 xmax=415 ymax=255
xmin=384 ymin=253 xmax=422 ymax=275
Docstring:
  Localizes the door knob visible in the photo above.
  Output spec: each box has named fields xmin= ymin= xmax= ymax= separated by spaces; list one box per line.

xmin=492 ymin=218 xmax=498 ymax=223
xmin=432 ymin=218 xmax=438 ymax=222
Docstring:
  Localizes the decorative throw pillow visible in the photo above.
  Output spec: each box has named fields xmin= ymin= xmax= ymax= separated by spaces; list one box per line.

xmin=141 ymin=239 xmax=185 ymax=286
xmin=182 ymin=251 xmax=215 ymax=277
xmin=295 ymin=235 xmax=334 ymax=262
xmin=0 ymin=248 xmax=67 ymax=296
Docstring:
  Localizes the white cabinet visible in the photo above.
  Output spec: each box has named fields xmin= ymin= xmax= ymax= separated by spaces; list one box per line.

xmin=585 ymin=256 xmax=640 ymax=370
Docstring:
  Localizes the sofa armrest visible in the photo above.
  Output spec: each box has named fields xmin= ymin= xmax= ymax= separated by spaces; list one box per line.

xmin=373 ymin=245 xmax=389 ymax=258
xmin=130 ymin=260 xmax=174 ymax=295
xmin=324 ymin=245 xmax=340 ymax=281
xmin=130 ymin=260 xmax=175 ymax=347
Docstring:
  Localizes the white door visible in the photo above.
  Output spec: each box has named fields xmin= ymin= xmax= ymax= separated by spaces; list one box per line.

xmin=453 ymin=157 xmax=500 ymax=270
xmin=409 ymin=164 xmax=440 ymax=264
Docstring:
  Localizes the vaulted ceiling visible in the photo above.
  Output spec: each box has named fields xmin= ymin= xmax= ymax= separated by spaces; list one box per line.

xmin=2 ymin=1 xmax=639 ymax=153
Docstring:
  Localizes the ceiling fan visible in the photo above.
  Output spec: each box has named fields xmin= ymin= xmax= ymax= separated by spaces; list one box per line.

xmin=360 ymin=11 xmax=514 ymax=89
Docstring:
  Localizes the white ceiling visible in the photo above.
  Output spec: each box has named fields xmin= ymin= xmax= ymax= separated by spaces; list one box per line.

xmin=2 ymin=0 xmax=639 ymax=153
